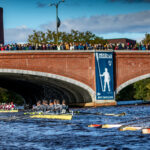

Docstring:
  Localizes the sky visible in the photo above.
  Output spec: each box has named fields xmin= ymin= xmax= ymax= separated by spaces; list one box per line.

xmin=1 ymin=0 xmax=150 ymax=43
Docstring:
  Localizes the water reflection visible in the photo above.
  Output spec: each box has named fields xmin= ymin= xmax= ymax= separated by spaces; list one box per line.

xmin=0 ymin=105 xmax=150 ymax=150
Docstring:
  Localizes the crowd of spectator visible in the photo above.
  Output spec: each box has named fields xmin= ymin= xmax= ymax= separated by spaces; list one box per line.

xmin=0 ymin=42 xmax=150 ymax=51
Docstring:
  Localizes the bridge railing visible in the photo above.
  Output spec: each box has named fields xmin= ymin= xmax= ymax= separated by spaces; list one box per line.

xmin=0 ymin=50 xmax=150 ymax=53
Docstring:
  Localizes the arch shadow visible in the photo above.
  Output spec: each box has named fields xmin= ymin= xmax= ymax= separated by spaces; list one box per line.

xmin=0 ymin=69 xmax=95 ymax=105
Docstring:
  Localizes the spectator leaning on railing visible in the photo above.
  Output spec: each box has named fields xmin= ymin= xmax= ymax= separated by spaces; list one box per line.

xmin=0 ymin=42 xmax=150 ymax=51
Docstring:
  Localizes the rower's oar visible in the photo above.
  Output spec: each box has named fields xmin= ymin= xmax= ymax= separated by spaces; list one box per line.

xmin=74 ymin=111 xmax=102 ymax=115
xmin=0 ymin=115 xmax=31 ymax=121
xmin=120 ymin=116 xmax=150 ymax=124
xmin=104 ymin=112 xmax=126 ymax=117
xmin=75 ymin=111 xmax=126 ymax=116
xmin=24 ymin=112 xmax=44 ymax=115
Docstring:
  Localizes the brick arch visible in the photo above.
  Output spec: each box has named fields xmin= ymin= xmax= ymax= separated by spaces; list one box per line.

xmin=0 ymin=69 xmax=96 ymax=102
xmin=116 ymin=73 xmax=150 ymax=94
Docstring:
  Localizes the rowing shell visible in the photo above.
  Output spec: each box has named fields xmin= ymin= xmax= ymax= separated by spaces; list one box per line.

xmin=30 ymin=114 xmax=73 ymax=120
xmin=0 ymin=110 xmax=18 ymax=113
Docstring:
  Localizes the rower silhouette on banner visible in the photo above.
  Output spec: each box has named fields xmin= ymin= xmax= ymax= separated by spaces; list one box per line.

xmin=100 ymin=68 xmax=111 ymax=92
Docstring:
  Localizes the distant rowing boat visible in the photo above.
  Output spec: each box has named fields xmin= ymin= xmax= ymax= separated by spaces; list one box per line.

xmin=30 ymin=114 xmax=73 ymax=120
xmin=0 ymin=110 xmax=18 ymax=113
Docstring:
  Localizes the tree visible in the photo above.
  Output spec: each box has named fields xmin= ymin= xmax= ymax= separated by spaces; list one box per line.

xmin=142 ymin=33 xmax=150 ymax=45
xmin=28 ymin=29 xmax=107 ymax=45
xmin=40 ymin=31 xmax=47 ymax=44
xmin=116 ymin=78 xmax=150 ymax=101
xmin=0 ymin=88 xmax=24 ymax=105
xmin=134 ymin=79 xmax=150 ymax=100
xmin=46 ymin=30 xmax=53 ymax=43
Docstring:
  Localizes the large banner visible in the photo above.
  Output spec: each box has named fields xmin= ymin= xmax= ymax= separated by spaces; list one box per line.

xmin=95 ymin=52 xmax=114 ymax=100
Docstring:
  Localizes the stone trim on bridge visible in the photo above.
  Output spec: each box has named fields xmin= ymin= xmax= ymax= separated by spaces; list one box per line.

xmin=116 ymin=73 xmax=150 ymax=94
xmin=0 ymin=69 xmax=96 ymax=102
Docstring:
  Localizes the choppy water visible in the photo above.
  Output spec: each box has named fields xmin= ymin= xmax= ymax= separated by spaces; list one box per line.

xmin=1 ymin=105 xmax=150 ymax=150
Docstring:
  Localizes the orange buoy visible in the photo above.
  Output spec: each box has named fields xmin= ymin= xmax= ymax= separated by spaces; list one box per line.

xmin=88 ymin=124 xmax=102 ymax=128
xmin=142 ymin=128 xmax=150 ymax=134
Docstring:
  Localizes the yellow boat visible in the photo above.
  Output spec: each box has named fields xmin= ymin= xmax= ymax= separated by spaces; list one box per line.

xmin=30 ymin=114 xmax=73 ymax=120
xmin=0 ymin=110 xmax=18 ymax=113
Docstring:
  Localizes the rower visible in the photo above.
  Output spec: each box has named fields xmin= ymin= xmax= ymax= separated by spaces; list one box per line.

xmin=11 ymin=102 xmax=15 ymax=110
xmin=54 ymin=99 xmax=61 ymax=114
xmin=42 ymin=100 xmax=49 ymax=112
xmin=33 ymin=101 xmax=42 ymax=111
xmin=53 ymin=99 xmax=57 ymax=113
xmin=61 ymin=100 xmax=68 ymax=114
xmin=47 ymin=100 xmax=54 ymax=113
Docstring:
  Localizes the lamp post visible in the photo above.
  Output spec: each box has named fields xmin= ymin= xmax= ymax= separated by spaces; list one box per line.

xmin=49 ymin=0 xmax=64 ymax=46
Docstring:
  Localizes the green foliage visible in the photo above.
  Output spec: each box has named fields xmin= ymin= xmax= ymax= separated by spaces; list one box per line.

xmin=116 ymin=78 xmax=150 ymax=101
xmin=0 ymin=88 xmax=24 ymax=105
xmin=28 ymin=29 xmax=106 ymax=45
xmin=133 ymin=79 xmax=150 ymax=100
xmin=142 ymin=33 xmax=150 ymax=45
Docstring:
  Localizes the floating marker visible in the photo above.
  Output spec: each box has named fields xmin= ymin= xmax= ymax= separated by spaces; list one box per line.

xmin=142 ymin=128 xmax=150 ymax=134
xmin=102 ymin=124 xmax=122 ymax=128
xmin=88 ymin=124 xmax=102 ymax=128
xmin=119 ymin=126 xmax=142 ymax=131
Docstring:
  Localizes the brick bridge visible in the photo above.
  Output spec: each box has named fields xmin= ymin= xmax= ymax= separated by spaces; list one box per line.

xmin=0 ymin=50 xmax=149 ymax=106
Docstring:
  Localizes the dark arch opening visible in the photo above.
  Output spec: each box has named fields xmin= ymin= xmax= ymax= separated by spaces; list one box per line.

xmin=0 ymin=87 xmax=25 ymax=105
xmin=0 ymin=72 xmax=93 ymax=107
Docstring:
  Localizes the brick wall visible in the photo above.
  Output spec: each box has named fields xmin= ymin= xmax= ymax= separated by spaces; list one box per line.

xmin=114 ymin=51 xmax=150 ymax=91
xmin=0 ymin=51 xmax=96 ymax=90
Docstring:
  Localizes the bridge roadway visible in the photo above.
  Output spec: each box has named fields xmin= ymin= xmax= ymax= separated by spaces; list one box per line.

xmin=0 ymin=50 xmax=149 ymax=107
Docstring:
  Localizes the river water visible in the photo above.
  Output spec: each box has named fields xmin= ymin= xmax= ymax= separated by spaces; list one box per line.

xmin=0 ymin=105 xmax=150 ymax=150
